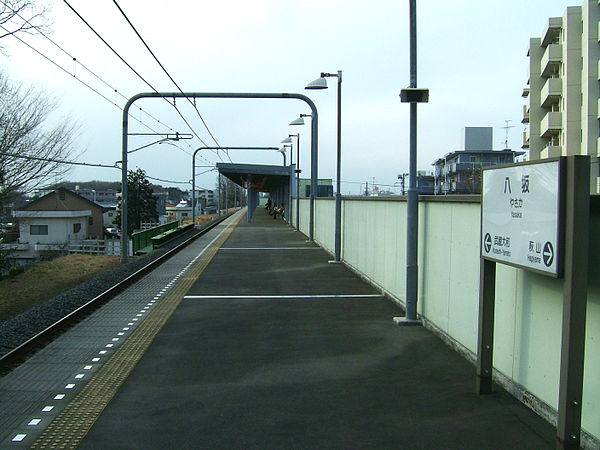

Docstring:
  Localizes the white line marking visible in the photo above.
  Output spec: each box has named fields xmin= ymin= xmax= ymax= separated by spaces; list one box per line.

xmin=12 ymin=434 xmax=26 ymax=442
xmin=219 ymin=247 xmax=319 ymax=250
xmin=184 ymin=294 xmax=383 ymax=300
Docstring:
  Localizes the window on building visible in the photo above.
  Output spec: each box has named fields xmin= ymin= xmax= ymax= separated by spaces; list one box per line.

xmin=89 ymin=216 xmax=93 ymax=226
xmin=30 ymin=224 xmax=48 ymax=235
xmin=59 ymin=190 xmax=65 ymax=200
xmin=73 ymin=223 xmax=81 ymax=234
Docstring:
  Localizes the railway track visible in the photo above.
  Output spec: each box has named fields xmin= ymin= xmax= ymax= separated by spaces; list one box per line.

xmin=0 ymin=213 xmax=233 ymax=375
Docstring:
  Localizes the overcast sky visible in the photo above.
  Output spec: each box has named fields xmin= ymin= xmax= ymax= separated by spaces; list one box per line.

xmin=0 ymin=0 xmax=578 ymax=194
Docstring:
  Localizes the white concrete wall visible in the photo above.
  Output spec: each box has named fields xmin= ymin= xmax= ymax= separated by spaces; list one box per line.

xmin=19 ymin=217 xmax=87 ymax=244
xmin=297 ymin=195 xmax=599 ymax=444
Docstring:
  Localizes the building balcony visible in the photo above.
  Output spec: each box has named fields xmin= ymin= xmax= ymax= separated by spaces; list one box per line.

xmin=541 ymin=17 xmax=563 ymax=47
xmin=522 ymin=86 xmax=530 ymax=98
xmin=540 ymin=111 xmax=562 ymax=137
xmin=522 ymin=104 xmax=530 ymax=123
xmin=541 ymin=44 xmax=562 ymax=77
xmin=522 ymin=130 xmax=530 ymax=148
xmin=540 ymin=78 xmax=562 ymax=107
xmin=540 ymin=145 xmax=562 ymax=158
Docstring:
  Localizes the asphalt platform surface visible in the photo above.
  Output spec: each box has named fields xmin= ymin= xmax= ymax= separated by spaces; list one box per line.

xmin=80 ymin=207 xmax=555 ymax=449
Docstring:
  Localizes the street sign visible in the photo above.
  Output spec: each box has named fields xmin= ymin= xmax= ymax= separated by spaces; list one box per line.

xmin=481 ymin=158 xmax=564 ymax=277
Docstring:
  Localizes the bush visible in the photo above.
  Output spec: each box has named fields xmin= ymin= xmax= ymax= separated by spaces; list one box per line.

xmin=8 ymin=265 xmax=24 ymax=277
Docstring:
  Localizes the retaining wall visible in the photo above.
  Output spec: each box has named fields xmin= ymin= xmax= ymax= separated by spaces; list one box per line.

xmin=290 ymin=195 xmax=600 ymax=445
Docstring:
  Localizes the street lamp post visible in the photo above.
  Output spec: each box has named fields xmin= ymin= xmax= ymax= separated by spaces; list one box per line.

xmin=399 ymin=0 xmax=429 ymax=323
xmin=283 ymin=132 xmax=300 ymax=230
xmin=290 ymin=114 xmax=311 ymax=232
xmin=306 ymin=71 xmax=342 ymax=263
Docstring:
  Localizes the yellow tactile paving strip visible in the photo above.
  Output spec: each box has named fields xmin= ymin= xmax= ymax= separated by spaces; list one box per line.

xmin=30 ymin=213 xmax=242 ymax=449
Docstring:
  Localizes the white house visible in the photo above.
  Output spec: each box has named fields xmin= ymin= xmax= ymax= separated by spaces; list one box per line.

xmin=166 ymin=200 xmax=192 ymax=223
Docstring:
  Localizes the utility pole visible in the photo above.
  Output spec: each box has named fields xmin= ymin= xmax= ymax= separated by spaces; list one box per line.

xmin=398 ymin=0 xmax=429 ymax=324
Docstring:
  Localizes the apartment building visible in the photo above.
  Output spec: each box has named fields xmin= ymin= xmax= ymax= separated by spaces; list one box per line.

xmin=522 ymin=0 xmax=600 ymax=192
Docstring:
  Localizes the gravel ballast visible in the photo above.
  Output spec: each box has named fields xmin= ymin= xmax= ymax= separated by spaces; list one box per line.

xmin=0 ymin=230 xmax=199 ymax=358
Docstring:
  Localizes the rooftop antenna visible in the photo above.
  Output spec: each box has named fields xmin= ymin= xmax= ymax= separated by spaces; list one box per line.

xmin=502 ymin=120 xmax=515 ymax=149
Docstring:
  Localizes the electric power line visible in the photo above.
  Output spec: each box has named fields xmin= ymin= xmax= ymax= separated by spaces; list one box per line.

xmin=0 ymin=151 xmax=121 ymax=169
xmin=62 ymin=0 xmax=213 ymax=150
xmin=0 ymin=23 xmax=173 ymax=139
xmin=0 ymin=0 xmax=177 ymax=134
xmin=112 ymin=0 xmax=223 ymax=151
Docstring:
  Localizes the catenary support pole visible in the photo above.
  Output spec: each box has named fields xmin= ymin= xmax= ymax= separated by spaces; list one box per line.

xmin=121 ymin=91 xmax=319 ymax=262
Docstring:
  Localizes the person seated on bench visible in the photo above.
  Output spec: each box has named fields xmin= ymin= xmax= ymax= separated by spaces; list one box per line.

xmin=273 ymin=203 xmax=285 ymax=220
xmin=265 ymin=198 xmax=272 ymax=211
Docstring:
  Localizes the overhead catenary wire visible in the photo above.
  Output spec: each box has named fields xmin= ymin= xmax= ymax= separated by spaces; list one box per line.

xmin=111 ymin=1 xmax=221 ymax=148
xmin=111 ymin=0 xmax=232 ymax=163
xmin=0 ymin=22 xmax=174 ymax=140
xmin=4 ymin=0 xmax=224 ymax=165
xmin=61 ymin=0 xmax=213 ymax=150
xmin=3 ymin=0 xmax=233 ymax=168
xmin=2 ymin=4 xmax=246 ymax=172
xmin=0 ymin=0 xmax=175 ymax=133
xmin=0 ymin=151 xmax=121 ymax=169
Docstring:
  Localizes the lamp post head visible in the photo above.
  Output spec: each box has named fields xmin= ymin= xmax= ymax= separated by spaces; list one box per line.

xmin=281 ymin=137 xmax=293 ymax=144
xmin=289 ymin=117 xmax=305 ymax=126
xmin=305 ymin=76 xmax=328 ymax=90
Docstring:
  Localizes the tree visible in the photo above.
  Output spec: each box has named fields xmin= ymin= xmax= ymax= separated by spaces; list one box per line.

xmin=0 ymin=71 xmax=78 ymax=211
xmin=114 ymin=168 xmax=158 ymax=236
xmin=216 ymin=175 xmax=245 ymax=211
xmin=0 ymin=0 xmax=51 ymax=53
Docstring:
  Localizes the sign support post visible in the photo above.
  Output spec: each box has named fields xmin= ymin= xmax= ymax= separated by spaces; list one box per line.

xmin=556 ymin=155 xmax=589 ymax=450
xmin=477 ymin=156 xmax=590 ymax=449
xmin=476 ymin=258 xmax=496 ymax=395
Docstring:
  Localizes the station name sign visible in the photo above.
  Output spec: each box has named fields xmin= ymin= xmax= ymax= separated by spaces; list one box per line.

xmin=481 ymin=158 xmax=564 ymax=277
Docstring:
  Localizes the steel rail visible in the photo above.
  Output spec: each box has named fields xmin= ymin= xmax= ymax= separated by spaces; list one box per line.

xmin=0 ymin=212 xmax=234 ymax=374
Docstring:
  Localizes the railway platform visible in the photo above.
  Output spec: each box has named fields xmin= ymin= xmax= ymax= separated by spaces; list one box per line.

xmin=0 ymin=207 xmax=556 ymax=448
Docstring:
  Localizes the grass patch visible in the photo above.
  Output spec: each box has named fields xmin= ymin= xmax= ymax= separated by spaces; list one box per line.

xmin=0 ymin=254 xmax=121 ymax=322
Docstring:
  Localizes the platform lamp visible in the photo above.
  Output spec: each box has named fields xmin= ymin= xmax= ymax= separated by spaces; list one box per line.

xmin=283 ymin=132 xmax=300 ymax=231
xmin=306 ymin=71 xmax=342 ymax=263
xmin=279 ymin=143 xmax=292 ymax=224
xmin=290 ymin=114 xmax=311 ymax=232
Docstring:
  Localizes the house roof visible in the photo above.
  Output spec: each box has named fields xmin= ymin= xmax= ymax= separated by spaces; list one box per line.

xmin=20 ymin=187 xmax=104 ymax=212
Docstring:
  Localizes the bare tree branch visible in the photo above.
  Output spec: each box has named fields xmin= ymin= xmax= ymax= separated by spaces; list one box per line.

xmin=0 ymin=71 xmax=79 ymax=211
xmin=0 ymin=0 xmax=51 ymax=52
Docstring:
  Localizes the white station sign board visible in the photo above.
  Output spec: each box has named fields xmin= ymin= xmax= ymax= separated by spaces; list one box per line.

xmin=481 ymin=159 xmax=564 ymax=277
